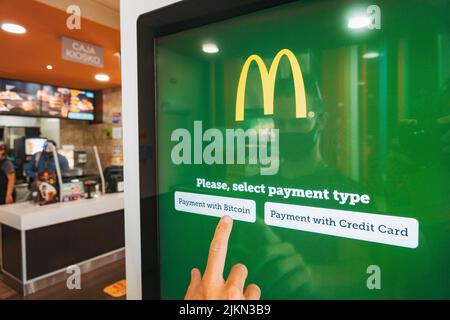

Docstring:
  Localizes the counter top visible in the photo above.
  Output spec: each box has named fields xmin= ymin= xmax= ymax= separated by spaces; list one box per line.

xmin=0 ymin=193 xmax=124 ymax=231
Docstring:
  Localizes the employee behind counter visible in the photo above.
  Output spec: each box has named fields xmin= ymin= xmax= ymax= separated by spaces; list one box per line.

xmin=25 ymin=140 xmax=69 ymax=184
xmin=0 ymin=142 xmax=16 ymax=205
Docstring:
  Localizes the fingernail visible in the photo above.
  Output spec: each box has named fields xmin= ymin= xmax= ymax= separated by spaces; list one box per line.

xmin=222 ymin=215 xmax=232 ymax=224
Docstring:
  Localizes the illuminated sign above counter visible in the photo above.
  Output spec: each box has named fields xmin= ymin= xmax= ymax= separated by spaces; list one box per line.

xmin=0 ymin=78 xmax=96 ymax=121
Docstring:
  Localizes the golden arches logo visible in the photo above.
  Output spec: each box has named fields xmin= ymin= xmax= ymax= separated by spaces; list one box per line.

xmin=235 ymin=49 xmax=307 ymax=121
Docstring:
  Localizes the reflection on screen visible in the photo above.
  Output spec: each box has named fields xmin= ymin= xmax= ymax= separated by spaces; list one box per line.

xmin=155 ymin=0 xmax=450 ymax=299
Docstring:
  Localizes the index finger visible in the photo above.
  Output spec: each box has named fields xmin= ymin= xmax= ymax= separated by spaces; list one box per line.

xmin=203 ymin=215 xmax=233 ymax=283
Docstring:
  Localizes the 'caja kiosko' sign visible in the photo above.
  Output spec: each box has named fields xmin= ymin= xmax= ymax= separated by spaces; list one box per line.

xmin=61 ymin=36 xmax=104 ymax=68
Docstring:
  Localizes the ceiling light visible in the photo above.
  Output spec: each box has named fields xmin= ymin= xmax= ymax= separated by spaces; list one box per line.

xmin=46 ymin=65 xmax=54 ymax=70
xmin=95 ymin=73 xmax=110 ymax=82
xmin=347 ymin=14 xmax=371 ymax=29
xmin=202 ymin=43 xmax=219 ymax=54
xmin=1 ymin=23 xmax=26 ymax=34
xmin=363 ymin=51 xmax=380 ymax=59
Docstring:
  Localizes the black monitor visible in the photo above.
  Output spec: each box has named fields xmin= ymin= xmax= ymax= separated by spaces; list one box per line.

xmin=104 ymin=166 xmax=124 ymax=193
xmin=137 ymin=0 xmax=450 ymax=300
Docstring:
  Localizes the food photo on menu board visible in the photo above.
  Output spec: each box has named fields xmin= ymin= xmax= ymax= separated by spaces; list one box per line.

xmin=38 ymin=85 xmax=95 ymax=120
xmin=38 ymin=85 xmax=69 ymax=118
xmin=0 ymin=79 xmax=41 ymax=116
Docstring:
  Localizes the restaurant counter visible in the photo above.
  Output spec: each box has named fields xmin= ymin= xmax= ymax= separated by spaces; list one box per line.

xmin=0 ymin=193 xmax=124 ymax=295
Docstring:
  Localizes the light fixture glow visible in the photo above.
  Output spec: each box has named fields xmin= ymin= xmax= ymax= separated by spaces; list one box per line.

xmin=1 ymin=23 xmax=26 ymax=34
xmin=363 ymin=51 xmax=380 ymax=59
xmin=202 ymin=43 xmax=219 ymax=54
xmin=95 ymin=73 xmax=110 ymax=82
xmin=46 ymin=65 xmax=53 ymax=70
xmin=347 ymin=14 xmax=371 ymax=29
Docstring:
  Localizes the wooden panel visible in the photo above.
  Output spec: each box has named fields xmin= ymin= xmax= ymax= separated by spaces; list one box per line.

xmin=26 ymin=210 xmax=124 ymax=280
xmin=1 ymin=225 xmax=23 ymax=280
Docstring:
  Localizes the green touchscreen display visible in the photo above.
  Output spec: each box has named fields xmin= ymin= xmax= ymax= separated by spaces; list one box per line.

xmin=155 ymin=0 xmax=450 ymax=299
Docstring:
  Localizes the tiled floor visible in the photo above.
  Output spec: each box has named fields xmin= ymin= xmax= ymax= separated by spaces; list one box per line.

xmin=0 ymin=259 xmax=126 ymax=300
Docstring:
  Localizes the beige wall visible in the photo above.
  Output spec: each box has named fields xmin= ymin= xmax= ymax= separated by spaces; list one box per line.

xmin=60 ymin=87 xmax=123 ymax=174
xmin=33 ymin=0 xmax=120 ymax=30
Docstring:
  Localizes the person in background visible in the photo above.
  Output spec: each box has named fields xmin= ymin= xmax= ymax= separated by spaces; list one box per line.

xmin=0 ymin=142 xmax=16 ymax=205
xmin=26 ymin=140 xmax=69 ymax=182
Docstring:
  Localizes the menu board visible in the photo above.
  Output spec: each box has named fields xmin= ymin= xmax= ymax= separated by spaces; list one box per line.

xmin=0 ymin=79 xmax=41 ymax=116
xmin=39 ymin=86 xmax=95 ymax=120
xmin=38 ymin=85 xmax=67 ymax=118
xmin=66 ymin=89 xmax=95 ymax=120
xmin=0 ymin=78 xmax=95 ymax=120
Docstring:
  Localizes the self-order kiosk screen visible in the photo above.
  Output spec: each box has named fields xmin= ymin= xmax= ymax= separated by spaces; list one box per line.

xmin=155 ymin=0 xmax=450 ymax=299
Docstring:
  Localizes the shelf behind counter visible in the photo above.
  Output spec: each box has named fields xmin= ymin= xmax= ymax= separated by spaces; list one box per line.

xmin=0 ymin=193 xmax=125 ymax=296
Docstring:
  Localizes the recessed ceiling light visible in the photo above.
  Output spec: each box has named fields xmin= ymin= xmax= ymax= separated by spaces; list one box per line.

xmin=1 ymin=23 xmax=27 ymax=34
xmin=347 ymin=14 xmax=371 ymax=29
xmin=363 ymin=51 xmax=380 ymax=59
xmin=202 ymin=43 xmax=219 ymax=54
xmin=95 ymin=73 xmax=110 ymax=82
xmin=46 ymin=65 xmax=54 ymax=70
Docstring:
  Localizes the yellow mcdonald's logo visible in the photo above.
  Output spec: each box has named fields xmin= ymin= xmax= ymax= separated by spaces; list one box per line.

xmin=235 ymin=49 xmax=307 ymax=121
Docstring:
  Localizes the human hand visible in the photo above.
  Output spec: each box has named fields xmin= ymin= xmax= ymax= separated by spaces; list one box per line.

xmin=185 ymin=216 xmax=261 ymax=300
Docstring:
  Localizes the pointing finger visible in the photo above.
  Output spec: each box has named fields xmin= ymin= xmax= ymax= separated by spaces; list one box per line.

xmin=203 ymin=216 xmax=233 ymax=283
